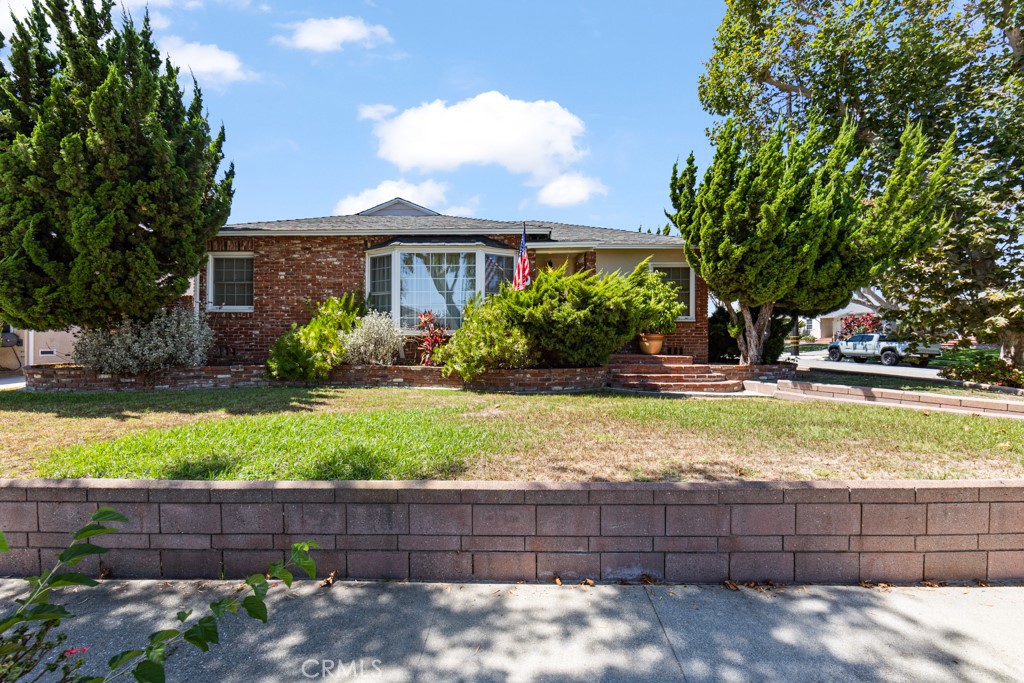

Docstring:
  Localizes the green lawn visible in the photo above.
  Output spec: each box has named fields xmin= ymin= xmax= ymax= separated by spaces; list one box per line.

xmin=929 ymin=346 xmax=1000 ymax=367
xmin=2 ymin=386 xmax=1022 ymax=482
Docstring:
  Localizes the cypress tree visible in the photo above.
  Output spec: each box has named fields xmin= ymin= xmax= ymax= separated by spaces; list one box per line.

xmin=671 ymin=118 xmax=951 ymax=364
xmin=0 ymin=0 xmax=233 ymax=331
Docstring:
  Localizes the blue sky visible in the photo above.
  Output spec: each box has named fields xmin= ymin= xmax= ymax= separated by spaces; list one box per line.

xmin=5 ymin=1 xmax=725 ymax=230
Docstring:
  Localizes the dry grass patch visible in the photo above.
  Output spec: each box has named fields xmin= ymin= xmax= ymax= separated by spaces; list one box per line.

xmin=1 ymin=387 xmax=1021 ymax=481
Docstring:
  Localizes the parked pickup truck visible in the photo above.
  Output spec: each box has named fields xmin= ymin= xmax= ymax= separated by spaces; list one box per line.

xmin=827 ymin=333 xmax=942 ymax=367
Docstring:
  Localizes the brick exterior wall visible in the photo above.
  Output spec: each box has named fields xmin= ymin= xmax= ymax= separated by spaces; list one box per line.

xmin=200 ymin=234 xmax=522 ymax=365
xmin=199 ymin=236 xmax=709 ymax=365
xmin=2 ymin=479 xmax=1021 ymax=583
xmin=662 ymin=277 xmax=710 ymax=362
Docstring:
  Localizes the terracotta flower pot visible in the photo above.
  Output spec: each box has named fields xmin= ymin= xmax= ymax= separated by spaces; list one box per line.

xmin=638 ymin=333 xmax=665 ymax=355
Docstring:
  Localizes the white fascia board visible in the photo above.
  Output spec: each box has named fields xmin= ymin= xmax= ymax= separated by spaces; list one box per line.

xmin=219 ymin=229 xmax=550 ymax=238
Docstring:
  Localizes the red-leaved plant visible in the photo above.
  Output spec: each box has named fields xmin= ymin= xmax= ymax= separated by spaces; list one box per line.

xmin=840 ymin=313 xmax=882 ymax=336
xmin=417 ymin=311 xmax=449 ymax=366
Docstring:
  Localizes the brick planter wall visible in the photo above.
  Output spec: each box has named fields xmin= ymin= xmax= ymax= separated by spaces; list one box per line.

xmin=1 ymin=479 xmax=1021 ymax=583
xmin=329 ymin=365 xmax=608 ymax=393
xmin=23 ymin=365 xmax=268 ymax=392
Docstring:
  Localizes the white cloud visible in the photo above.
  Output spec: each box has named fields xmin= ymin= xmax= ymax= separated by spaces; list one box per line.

xmin=370 ymin=91 xmax=587 ymax=180
xmin=273 ymin=16 xmax=392 ymax=52
xmin=147 ymin=11 xmax=172 ymax=30
xmin=536 ymin=173 xmax=608 ymax=207
xmin=357 ymin=103 xmax=396 ymax=121
xmin=442 ymin=195 xmax=480 ymax=217
xmin=334 ymin=179 xmax=449 ymax=215
xmin=159 ymin=35 xmax=257 ymax=85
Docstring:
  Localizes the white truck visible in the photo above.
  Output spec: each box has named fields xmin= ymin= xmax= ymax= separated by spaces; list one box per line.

xmin=827 ymin=333 xmax=942 ymax=367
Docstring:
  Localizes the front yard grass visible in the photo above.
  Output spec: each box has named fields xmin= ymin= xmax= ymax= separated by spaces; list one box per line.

xmin=2 ymin=387 xmax=1021 ymax=482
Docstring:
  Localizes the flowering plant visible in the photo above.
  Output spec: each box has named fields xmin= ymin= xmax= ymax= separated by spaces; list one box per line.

xmin=416 ymin=311 xmax=449 ymax=366
xmin=840 ymin=313 xmax=882 ymax=336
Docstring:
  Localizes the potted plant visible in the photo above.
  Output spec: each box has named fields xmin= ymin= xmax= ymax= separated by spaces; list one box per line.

xmin=629 ymin=263 xmax=687 ymax=355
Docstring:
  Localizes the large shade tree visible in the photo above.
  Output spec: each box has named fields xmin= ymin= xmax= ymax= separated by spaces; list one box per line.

xmin=0 ymin=0 xmax=234 ymax=331
xmin=699 ymin=0 xmax=1024 ymax=365
xmin=671 ymin=118 xmax=951 ymax=364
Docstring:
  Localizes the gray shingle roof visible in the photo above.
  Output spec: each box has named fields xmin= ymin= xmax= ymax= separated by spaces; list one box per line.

xmin=220 ymin=214 xmax=684 ymax=248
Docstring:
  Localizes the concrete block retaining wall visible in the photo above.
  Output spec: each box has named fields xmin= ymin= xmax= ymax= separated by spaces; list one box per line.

xmin=1 ymin=480 xmax=1021 ymax=584
xmin=748 ymin=379 xmax=1024 ymax=419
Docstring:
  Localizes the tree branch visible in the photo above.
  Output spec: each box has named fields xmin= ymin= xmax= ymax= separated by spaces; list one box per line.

xmin=758 ymin=70 xmax=813 ymax=99
xmin=1002 ymin=1 xmax=1023 ymax=67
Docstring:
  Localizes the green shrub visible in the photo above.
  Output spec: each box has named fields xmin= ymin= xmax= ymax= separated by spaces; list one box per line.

xmin=939 ymin=352 xmax=1023 ymax=388
xmin=343 ymin=311 xmax=404 ymax=365
xmin=492 ymin=264 xmax=638 ymax=367
xmin=627 ymin=259 xmax=687 ymax=334
xmin=72 ymin=308 xmax=214 ymax=375
xmin=267 ymin=294 xmax=364 ymax=381
xmin=435 ymin=298 xmax=539 ymax=381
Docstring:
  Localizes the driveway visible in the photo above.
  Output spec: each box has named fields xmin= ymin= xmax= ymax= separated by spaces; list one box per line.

xmin=0 ymin=372 xmax=24 ymax=391
xmin=2 ymin=579 xmax=1021 ymax=682
xmin=795 ymin=357 xmax=944 ymax=381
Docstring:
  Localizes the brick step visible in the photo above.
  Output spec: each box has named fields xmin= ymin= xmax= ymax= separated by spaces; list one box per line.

xmin=608 ymin=365 xmax=721 ymax=376
xmin=610 ymin=374 xmax=729 ymax=385
xmin=609 ymin=354 xmax=694 ymax=366
xmin=609 ymin=379 xmax=745 ymax=393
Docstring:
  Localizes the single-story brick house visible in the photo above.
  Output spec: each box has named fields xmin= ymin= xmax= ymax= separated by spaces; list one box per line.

xmin=197 ymin=197 xmax=709 ymax=365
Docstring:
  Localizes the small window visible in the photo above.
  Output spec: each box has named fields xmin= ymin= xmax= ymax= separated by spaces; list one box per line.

xmin=367 ymin=254 xmax=392 ymax=313
xmin=653 ymin=265 xmax=692 ymax=319
xmin=209 ymin=254 xmax=254 ymax=310
xmin=39 ymin=349 xmax=56 ymax=356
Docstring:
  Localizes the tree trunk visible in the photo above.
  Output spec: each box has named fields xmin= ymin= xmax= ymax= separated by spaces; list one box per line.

xmin=1000 ymin=329 xmax=1024 ymax=367
xmin=738 ymin=301 xmax=775 ymax=365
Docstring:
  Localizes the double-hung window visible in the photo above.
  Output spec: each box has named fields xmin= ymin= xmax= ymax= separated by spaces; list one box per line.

xmin=366 ymin=244 xmax=518 ymax=330
xmin=207 ymin=252 xmax=254 ymax=312
xmin=651 ymin=263 xmax=695 ymax=321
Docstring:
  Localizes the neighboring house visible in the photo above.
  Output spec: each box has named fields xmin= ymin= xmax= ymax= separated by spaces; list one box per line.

xmin=804 ymin=302 xmax=876 ymax=341
xmin=197 ymin=197 xmax=709 ymax=364
xmin=0 ymin=322 xmax=75 ymax=370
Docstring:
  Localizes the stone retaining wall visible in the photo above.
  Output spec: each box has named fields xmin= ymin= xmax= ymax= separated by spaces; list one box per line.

xmin=1 ymin=479 xmax=1021 ymax=584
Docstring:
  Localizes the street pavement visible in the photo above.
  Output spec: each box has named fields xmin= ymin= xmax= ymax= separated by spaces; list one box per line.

xmin=792 ymin=354 xmax=945 ymax=381
xmin=2 ymin=579 xmax=1021 ymax=682
xmin=0 ymin=372 xmax=25 ymax=391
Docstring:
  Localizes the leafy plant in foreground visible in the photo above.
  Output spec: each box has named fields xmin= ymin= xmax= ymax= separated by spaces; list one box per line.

xmin=267 ymin=294 xmax=364 ymax=381
xmin=0 ymin=508 xmax=316 ymax=682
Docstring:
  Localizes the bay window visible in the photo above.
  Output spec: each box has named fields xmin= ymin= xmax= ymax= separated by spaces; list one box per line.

xmin=366 ymin=244 xmax=519 ymax=330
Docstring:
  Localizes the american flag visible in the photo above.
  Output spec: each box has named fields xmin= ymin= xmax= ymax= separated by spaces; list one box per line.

xmin=512 ymin=223 xmax=531 ymax=290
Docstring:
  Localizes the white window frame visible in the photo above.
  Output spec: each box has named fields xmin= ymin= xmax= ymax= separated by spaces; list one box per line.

xmin=365 ymin=245 xmax=519 ymax=332
xmin=207 ymin=251 xmax=255 ymax=313
xmin=650 ymin=262 xmax=696 ymax=322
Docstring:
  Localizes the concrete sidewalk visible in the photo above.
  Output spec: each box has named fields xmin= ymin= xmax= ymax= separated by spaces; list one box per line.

xmin=2 ymin=580 xmax=1022 ymax=682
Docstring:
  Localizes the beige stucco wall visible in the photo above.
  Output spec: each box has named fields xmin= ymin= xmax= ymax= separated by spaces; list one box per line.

xmin=531 ymin=252 xmax=579 ymax=275
xmin=1 ymin=329 xmax=76 ymax=368
xmin=595 ymin=248 xmax=688 ymax=275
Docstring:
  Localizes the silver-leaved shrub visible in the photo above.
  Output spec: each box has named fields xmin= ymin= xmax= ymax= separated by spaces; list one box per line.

xmin=343 ymin=311 xmax=404 ymax=365
xmin=73 ymin=308 xmax=214 ymax=375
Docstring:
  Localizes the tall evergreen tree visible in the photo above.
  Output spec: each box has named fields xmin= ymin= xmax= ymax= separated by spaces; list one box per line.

xmin=672 ymin=118 xmax=951 ymax=364
xmin=699 ymin=0 xmax=1024 ymax=365
xmin=0 ymin=0 xmax=234 ymax=331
